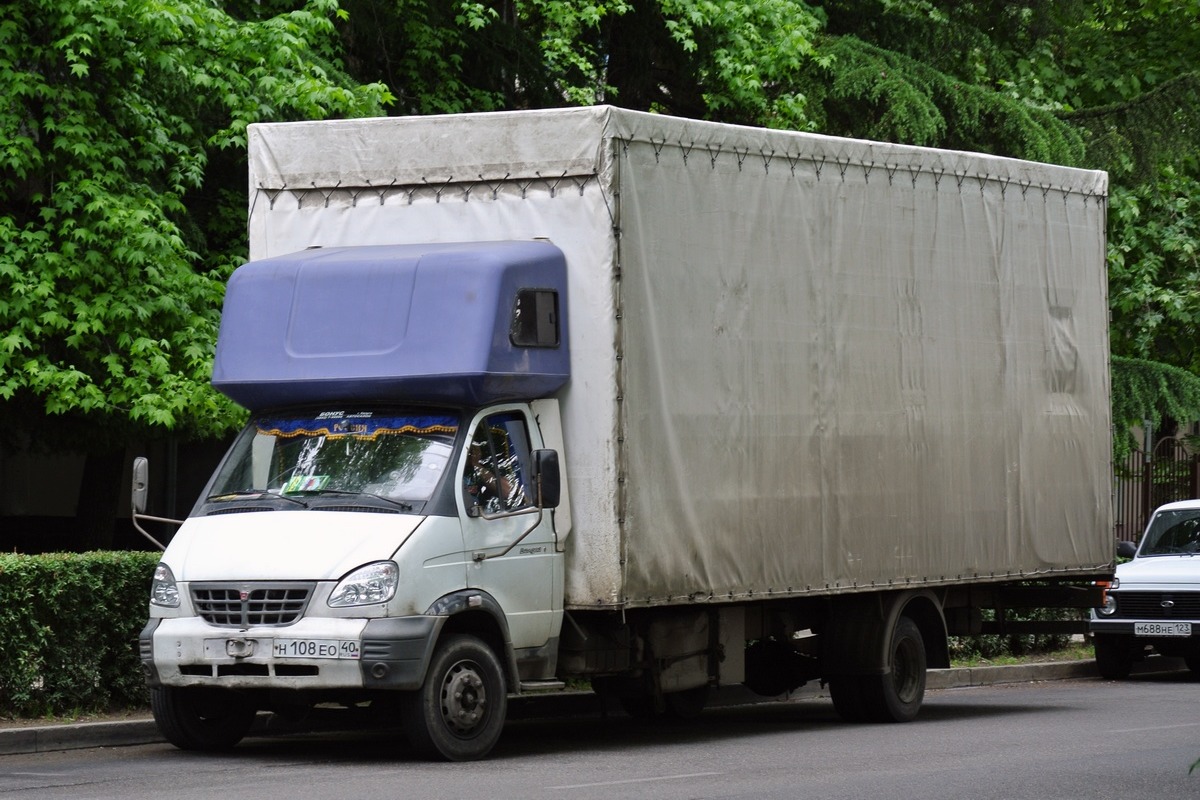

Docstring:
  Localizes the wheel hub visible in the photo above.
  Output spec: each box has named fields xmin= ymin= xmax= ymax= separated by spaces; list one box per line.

xmin=440 ymin=660 xmax=487 ymax=734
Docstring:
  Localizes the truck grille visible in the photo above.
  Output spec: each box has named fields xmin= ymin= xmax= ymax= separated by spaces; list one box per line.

xmin=1114 ymin=591 xmax=1200 ymax=620
xmin=191 ymin=583 xmax=314 ymax=627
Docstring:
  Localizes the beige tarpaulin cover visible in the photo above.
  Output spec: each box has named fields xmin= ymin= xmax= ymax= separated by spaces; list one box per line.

xmin=249 ymin=106 xmax=1112 ymax=610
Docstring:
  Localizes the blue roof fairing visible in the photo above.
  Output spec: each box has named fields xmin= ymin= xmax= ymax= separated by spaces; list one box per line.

xmin=211 ymin=241 xmax=570 ymax=410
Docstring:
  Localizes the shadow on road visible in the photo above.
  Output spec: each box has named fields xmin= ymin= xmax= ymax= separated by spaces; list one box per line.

xmin=168 ymin=681 xmax=1124 ymax=763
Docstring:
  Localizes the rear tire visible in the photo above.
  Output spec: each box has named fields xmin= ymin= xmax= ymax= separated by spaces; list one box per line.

xmin=873 ymin=616 xmax=927 ymax=722
xmin=1094 ymin=634 xmax=1134 ymax=680
xmin=151 ymin=686 xmax=256 ymax=751
xmin=830 ymin=616 xmax=926 ymax=723
xmin=402 ymin=634 xmax=507 ymax=761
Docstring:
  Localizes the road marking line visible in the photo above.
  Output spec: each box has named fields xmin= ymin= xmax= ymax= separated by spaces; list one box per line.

xmin=550 ymin=771 xmax=722 ymax=790
xmin=1109 ymin=722 xmax=1200 ymax=734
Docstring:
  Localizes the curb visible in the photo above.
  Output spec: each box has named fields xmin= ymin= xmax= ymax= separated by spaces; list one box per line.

xmin=926 ymin=659 xmax=1098 ymax=689
xmin=0 ymin=718 xmax=162 ymax=756
xmin=1 ymin=657 xmax=1184 ymax=756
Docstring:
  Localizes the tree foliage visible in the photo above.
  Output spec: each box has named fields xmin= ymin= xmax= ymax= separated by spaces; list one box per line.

xmin=6 ymin=0 xmax=1200 ymax=449
xmin=1111 ymin=356 xmax=1200 ymax=460
xmin=0 ymin=0 xmax=390 ymax=447
xmin=1108 ymin=168 xmax=1200 ymax=371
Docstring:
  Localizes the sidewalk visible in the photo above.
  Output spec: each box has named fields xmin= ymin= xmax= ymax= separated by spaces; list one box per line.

xmin=0 ymin=657 xmax=1181 ymax=756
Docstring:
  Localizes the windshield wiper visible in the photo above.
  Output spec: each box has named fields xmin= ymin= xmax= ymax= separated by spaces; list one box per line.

xmin=206 ymin=490 xmax=308 ymax=508
xmin=303 ymin=488 xmax=415 ymax=511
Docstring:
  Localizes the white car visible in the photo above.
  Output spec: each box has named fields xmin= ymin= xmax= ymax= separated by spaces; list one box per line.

xmin=1090 ymin=499 xmax=1200 ymax=679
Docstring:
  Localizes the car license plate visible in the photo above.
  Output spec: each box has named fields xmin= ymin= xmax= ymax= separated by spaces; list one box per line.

xmin=272 ymin=639 xmax=360 ymax=659
xmin=1134 ymin=621 xmax=1192 ymax=637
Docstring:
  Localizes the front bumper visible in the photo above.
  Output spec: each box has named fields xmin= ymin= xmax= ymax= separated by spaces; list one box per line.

xmin=141 ymin=615 xmax=444 ymax=692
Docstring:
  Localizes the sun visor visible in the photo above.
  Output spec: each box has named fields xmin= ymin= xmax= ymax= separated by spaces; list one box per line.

xmin=211 ymin=241 xmax=570 ymax=410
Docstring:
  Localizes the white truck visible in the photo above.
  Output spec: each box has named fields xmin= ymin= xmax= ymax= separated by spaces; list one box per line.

xmin=135 ymin=106 xmax=1114 ymax=760
xmin=1091 ymin=500 xmax=1200 ymax=678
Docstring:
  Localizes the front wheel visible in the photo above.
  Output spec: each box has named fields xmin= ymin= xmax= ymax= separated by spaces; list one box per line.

xmin=151 ymin=686 xmax=256 ymax=751
xmin=402 ymin=634 xmax=507 ymax=761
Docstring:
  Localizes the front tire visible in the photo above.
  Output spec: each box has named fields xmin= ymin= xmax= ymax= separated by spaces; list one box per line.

xmin=151 ymin=686 xmax=256 ymax=751
xmin=403 ymin=634 xmax=507 ymax=761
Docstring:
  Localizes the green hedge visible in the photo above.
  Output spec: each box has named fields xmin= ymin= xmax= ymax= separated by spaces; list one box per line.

xmin=0 ymin=551 xmax=159 ymax=718
xmin=948 ymin=606 xmax=1077 ymax=662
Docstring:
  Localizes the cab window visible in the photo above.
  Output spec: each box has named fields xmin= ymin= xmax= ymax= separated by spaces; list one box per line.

xmin=463 ymin=412 xmax=533 ymax=515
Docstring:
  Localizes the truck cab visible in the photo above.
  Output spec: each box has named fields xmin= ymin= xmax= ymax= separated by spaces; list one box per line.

xmin=1091 ymin=499 xmax=1200 ymax=679
xmin=139 ymin=241 xmax=569 ymax=760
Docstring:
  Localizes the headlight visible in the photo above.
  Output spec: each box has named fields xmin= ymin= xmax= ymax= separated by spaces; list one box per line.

xmin=150 ymin=563 xmax=180 ymax=608
xmin=1096 ymin=579 xmax=1119 ymax=616
xmin=328 ymin=561 xmax=399 ymax=607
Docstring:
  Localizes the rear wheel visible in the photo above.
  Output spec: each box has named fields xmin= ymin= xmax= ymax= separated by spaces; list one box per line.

xmin=151 ymin=686 xmax=256 ymax=751
xmin=402 ymin=634 xmax=507 ymax=761
xmin=830 ymin=615 xmax=926 ymax=723
xmin=875 ymin=616 xmax=927 ymax=722
xmin=1094 ymin=634 xmax=1134 ymax=680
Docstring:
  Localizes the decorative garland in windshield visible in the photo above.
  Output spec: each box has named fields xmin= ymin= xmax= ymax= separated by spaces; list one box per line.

xmin=257 ymin=411 xmax=458 ymax=440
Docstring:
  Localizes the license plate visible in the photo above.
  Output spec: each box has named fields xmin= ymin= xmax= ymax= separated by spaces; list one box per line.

xmin=1134 ymin=621 xmax=1192 ymax=637
xmin=272 ymin=639 xmax=360 ymax=659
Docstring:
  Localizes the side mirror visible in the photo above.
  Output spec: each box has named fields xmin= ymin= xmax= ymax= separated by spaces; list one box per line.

xmin=131 ymin=456 xmax=149 ymax=515
xmin=532 ymin=449 xmax=561 ymax=509
xmin=1116 ymin=540 xmax=1137 ymax=559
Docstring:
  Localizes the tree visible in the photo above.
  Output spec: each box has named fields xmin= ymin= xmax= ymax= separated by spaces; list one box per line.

xmin=0 ymin=0 xmax=390 ymax=443
xmin=0 ymin=0 xmax=390 ymax=546
xmin=7 ymin=0 xmax=1200 ymax=546
xmin=1108 ymin=169 xmax=1200 ymax=372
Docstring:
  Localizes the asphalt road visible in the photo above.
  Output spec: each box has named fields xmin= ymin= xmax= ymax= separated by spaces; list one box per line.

xmin=2 ymin=665 xmax=1197 ymax=800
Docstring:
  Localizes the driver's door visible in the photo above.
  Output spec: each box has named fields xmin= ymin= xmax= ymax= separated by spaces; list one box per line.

xmin=458 ymin=407 xmax=561 ymax=651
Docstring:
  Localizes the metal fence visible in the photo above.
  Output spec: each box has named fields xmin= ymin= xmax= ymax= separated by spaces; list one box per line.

xmin=1114 ymin=438 xmax=1200 ymax=542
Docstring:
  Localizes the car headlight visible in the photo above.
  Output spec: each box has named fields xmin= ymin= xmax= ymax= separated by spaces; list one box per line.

xmin=1096 ymin=578 xmax=1119 ymax=616
xmin=1098 ymin=592 xmax=1118 ymax=616
xmin=150 ymin=563 xmax=180 ymax=608
xmin=328 ymin=561 xmax=399 ymax=607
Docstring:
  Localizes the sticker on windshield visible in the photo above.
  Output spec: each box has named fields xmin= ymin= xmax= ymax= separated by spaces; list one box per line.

xmin=284 ymin=475 xmax=330 ymax=493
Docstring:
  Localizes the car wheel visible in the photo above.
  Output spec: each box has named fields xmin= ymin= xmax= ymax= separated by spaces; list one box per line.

xmin=830 ymin=616 xmax=926 ymax=723
xmin=402 ymin=634 xmax=507 ymax=761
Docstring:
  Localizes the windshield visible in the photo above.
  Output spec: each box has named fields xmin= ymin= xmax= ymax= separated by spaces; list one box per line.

xmin=1139 ymin=509 xmax=1200 ymax=556
xmin=208 ymin=410 xmax=457 ymax=506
